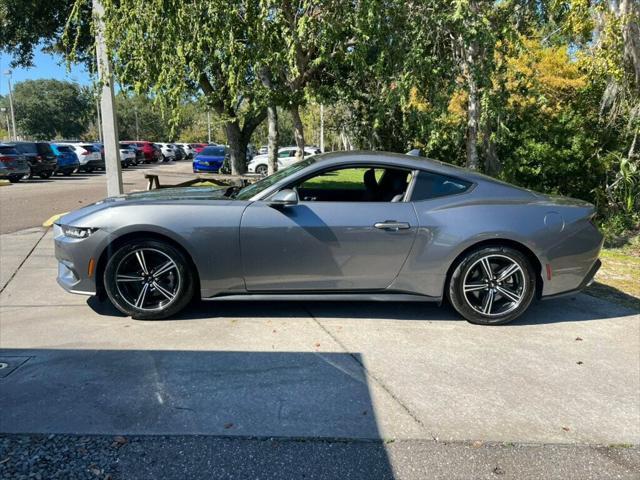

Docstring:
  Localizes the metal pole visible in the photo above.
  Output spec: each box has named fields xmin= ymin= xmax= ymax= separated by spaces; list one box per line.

xmin=93 ymin=0 xmax=123 ymax=196
xmin=207 ymin=111 xmax=211 ymax=143
xmin=5 ymin=71 xmax=17 ymax=140
xmin=2 ymin=109 xmax=10 ymax=139
xmin=320 ymin=104 xmax=324 ymax=153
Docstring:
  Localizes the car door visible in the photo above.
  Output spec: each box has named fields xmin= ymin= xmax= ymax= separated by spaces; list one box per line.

xmin=277 ymin=149 xmax=297 ymax=168
xmin=240 ymin=165 xmax=418 ymax=291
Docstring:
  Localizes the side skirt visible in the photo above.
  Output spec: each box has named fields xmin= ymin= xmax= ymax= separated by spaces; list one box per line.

xmin=202 ymin=292 xmax=440 ymax=303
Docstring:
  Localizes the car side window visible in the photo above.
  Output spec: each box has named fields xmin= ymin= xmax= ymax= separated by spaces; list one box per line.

xmin=293 ymin=166 xmax=412 ymax=202
xmin=410 ymin=170 xmax=472 ymax=201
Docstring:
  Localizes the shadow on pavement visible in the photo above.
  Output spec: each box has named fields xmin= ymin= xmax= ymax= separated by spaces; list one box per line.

xmin=0 ymin=348 xmax=395 ymax=477
xmin=86 ymin=293 xmax=638 ymax=325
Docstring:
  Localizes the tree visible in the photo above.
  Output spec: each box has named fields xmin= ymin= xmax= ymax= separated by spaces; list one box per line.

xmin=12 ymin=79 xmax=91 ymax=139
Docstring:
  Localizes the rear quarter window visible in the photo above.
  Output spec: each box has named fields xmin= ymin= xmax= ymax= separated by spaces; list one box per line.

xmin=410 ymin=171 xmax=472 ymax=201
xmin=55 ymin=145 xmax=73 ymax=153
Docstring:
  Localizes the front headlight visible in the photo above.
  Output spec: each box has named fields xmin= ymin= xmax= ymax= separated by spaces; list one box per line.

xmin=61 ymin=225 xmax=98 ymax=239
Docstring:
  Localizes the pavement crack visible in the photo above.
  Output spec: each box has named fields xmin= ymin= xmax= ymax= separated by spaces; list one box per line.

xmin=0 ymin=227 xmax=50 ymax=294
xmin=305 ymin=306 xmax=438 ymax=442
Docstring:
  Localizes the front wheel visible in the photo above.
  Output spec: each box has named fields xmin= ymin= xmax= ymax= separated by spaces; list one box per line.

xmin=255 ymin=164 xmax=268 ymax=176
xmin=448 ymin=246 xmax=536 ymax=325
xmin=39 ymin=171 xmax=52 ymax=179
xmin=103 ymin=239 xmax=195 ymax=320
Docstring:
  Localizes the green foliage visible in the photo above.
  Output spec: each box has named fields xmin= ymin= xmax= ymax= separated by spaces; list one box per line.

xmin=13 ymin=79 xmax=92 ymax=140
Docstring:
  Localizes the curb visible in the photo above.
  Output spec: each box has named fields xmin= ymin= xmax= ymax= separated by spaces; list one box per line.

xmin=42 ymin=212 xmax=69 ymax=228
xmin=0 ymin=180 xmax=10 ymax=187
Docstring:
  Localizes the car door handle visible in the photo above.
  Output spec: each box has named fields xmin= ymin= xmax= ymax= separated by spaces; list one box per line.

xmin=374 ymin=221 xmax=411 ymax=231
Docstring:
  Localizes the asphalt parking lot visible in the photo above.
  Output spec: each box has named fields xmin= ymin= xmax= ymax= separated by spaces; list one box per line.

xmin=1 ymin=222 xmax=639 ymax=478
xmin=0 ymin=162 xmax=195 ymax=234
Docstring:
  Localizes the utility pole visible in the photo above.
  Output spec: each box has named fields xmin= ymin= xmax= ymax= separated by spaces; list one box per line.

xmin=207 ymin=110 xmax=212 ymax=144
xmin=134 ymin=107 xmax=140 ymax=140
xmin=319 ymin=104 xmax=325 ymax=153
xmin=93 ymin=0 xmax=123 ymax=196
xmin=4 ymin=70 xmax=17 ymax=141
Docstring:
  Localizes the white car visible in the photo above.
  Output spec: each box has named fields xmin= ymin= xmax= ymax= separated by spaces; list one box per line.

xmin=118 ymin=144 xmax=137 ymax=167
xmin=247 ymin=146 xmax=320 ymax=175
xmin=155 ymin=143 xmax=176 ymax=162
xmin=57 ymin=142 xmax=103 ymax=173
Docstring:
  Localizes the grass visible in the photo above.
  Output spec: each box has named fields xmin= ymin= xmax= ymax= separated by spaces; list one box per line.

xmin=585 ymin=236 xmax=640 ymax=311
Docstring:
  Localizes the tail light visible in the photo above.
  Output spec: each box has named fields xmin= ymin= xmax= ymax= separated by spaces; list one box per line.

xmin=0 ymin=155 xmax=12 ymax=163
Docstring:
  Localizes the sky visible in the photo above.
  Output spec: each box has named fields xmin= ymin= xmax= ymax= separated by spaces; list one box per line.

xmin=0 ymin=47 xmax=92 ymax=96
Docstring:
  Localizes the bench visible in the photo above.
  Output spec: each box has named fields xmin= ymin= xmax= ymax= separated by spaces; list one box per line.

xmin=144 ymin=171 xmax=261 ymax=190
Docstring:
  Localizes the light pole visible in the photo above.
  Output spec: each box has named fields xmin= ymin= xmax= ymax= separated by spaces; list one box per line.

xmin=95 ymin=95 xmax=103 ymax=142
xmin=4 ymin=70 xmax=17 ymax=141
xmin=320 ymin=104 xmax=325 ymax=153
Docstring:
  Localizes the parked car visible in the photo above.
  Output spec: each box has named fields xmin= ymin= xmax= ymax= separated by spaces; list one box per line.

xmin=119 ymin=143 xmax=137 ymax=167
xmin=171 ymin=144 xmax=185 ymax=161
xmin=0 ymin=143 xmax=30 ymax=183
xmin=248 ymin=146 xmax=320 ymax=175
xmin=12 ymin=142 xmax=57 ymax=179
xmin=155 ymin=143 xmax=176 ymax=162
xmin=129 ymin=145 xmax=145 ymax=165
xmin=176 ymin=143 xmax=196 ymax=159
xmin=121 ymin=141 xmax=162 ymax=164
xmin=56 ymin=143 xmax=104 ymax=172
xmin=54 ymin=151 xmax=603 ymax=323
xmin=51 ymin=144 xmax=80 ymax=176
xmin=193 ymin=145 xmax=228 ymax=172
xmin=192 ymin=143 xmax=208 ymax=154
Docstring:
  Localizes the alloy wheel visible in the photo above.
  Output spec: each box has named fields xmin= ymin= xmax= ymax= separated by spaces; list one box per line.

xmin=114 ymin=248 xmax=181 ymax=311
xmin=462 ymin=254 xmax=526 ymax=317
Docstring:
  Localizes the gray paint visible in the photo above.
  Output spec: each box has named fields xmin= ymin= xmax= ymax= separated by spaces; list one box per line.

xmin=54 ymin=151 xmax=603 ymax=305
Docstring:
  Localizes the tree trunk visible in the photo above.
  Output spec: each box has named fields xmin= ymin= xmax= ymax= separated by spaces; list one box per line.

xmin=290 ymin=104 xmax=305 ymax=161
xmin=267 ymin=104 xmax=279 ymax=174
xmin=482 ymin=113 xmax=500 ymax=176
xmin=463 ymin=44 xmax=480 ymax=171
xmin=225 ymin=120 xmax=246 ymax=175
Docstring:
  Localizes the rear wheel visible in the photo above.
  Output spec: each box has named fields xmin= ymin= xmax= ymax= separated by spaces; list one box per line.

xmin=104 ymin=239 xmax=195 ymax=320
xmin=448 ymin=246 xmax=536 ymax=325
xmin=8 ymin=175 xmax=22 ymax=183
xmin=39 ymin=171 xmax=52 ymax=179
xmin=255 ymin=164 xmax=268 ymax=176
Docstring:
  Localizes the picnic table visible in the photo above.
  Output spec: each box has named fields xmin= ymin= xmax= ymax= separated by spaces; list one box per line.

xmin=144 ymin=169 xmax=261 ymax=190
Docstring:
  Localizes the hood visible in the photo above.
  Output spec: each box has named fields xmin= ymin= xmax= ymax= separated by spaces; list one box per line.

xmin=57 ymin=186 xmax=231 ymax=226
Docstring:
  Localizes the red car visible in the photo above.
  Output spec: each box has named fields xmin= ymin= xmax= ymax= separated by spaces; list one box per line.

xmin=121 ymin=141 xmax=162 ymax=163
xmin=191 ymin=143 xmax=208 ymax=154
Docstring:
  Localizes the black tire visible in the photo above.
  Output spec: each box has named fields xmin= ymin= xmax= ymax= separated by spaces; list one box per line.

xmin=255 ymin=164 xmax=268 ymax=176
xmin=85 ymin=167 xmax=94 ymax=173
xmin=103 ymin=239 xmax=196 ymax=320
xmin=39 ymin=171 xmax=52 ymax=179
xmin=63 ymin=170 xmax=73 ymax=176
xmin=448 ymin=246 xmax=536 ymax=325
xmin=8 ymin=175 xmax=22 ymax=183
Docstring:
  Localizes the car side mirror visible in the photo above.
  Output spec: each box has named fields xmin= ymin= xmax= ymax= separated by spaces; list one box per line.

xmin=269 ymin=189 xmax=298 ymax=207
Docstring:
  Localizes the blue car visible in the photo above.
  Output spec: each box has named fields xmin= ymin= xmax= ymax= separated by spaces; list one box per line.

xmin=51 ymin=143 xmax=80 ymax=176
xmin=193 ymin=145 xmax=227 ymax=173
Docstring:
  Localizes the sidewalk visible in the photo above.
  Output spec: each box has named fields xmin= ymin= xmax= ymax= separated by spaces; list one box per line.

xmin=1 ymin=227 xmax=639 ymax=478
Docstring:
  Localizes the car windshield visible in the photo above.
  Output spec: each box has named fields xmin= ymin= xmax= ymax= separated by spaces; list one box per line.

xmin=233 ymin=158 xmax=315 ymax=200
xmin=202 ymin=146 xmax=226 ymax=156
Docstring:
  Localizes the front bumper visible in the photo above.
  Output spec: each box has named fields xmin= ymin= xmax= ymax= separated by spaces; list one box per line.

xmin=54 ymin=224 xmax=103 ymax=295
xmin=193 ymin=160 xmax=223 ymax=172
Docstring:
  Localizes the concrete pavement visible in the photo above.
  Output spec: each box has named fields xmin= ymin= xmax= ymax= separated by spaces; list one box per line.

xmin=0 ymin=226 xmax=639 ymax=477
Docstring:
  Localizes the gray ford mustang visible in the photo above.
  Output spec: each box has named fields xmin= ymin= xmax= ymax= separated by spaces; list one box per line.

xmin=54 ymin=151 xmax=603 ymax=325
